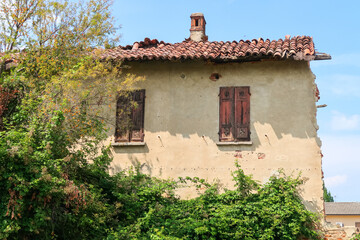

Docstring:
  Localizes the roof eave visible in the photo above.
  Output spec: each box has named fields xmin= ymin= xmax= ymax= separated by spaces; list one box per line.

xmin=119 ymin=55 xmax=317 ymax=63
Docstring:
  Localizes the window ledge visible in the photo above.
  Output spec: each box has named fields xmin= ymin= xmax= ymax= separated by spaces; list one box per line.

xmin=216 ymin=141 xmax=252 ymax=146
xmin=111 ymin=142 xmax=146 ymax=147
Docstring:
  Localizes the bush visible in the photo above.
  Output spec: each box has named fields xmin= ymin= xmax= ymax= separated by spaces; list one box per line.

xmin=109 ymin=164 xmax=321 ymax=240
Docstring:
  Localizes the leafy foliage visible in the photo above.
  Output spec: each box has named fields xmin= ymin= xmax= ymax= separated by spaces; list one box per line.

xmin=0 ymin=86 xmax=18 ymax=129
xmin=1 ymin=0 xmax=118 ymax=53
xmin=352 ymin=232 xmax=360 ymax=240
xmin=323 ymin=182 xmax=334 ymax=202
xmin=0 ymin=111 xmax=177 ymax=239
xmin=0 ymin=0 xmax=141 ymax=238
xmin=109 ymin=165 xmax=321 ymax=240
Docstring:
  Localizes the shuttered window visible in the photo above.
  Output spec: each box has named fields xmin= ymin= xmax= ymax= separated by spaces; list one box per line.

xmin=115 ymin=90 xmax=145 ymax=142
xmin=219 ymin=87 xmax=250 ymax=142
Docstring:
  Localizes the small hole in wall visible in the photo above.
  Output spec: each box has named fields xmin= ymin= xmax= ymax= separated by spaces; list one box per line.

xmin=180 ymin=73 xmax=186 ymax=79
xmin=209 ymin=73 xmax=222 ymax=81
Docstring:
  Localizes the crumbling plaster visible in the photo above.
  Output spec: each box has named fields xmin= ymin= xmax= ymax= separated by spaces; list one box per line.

xmin=104 ymin=59 xmax=324 ymax=213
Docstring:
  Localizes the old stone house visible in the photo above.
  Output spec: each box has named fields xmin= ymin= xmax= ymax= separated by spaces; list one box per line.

xmin=101 ymin=13 xmax=331 ymax=212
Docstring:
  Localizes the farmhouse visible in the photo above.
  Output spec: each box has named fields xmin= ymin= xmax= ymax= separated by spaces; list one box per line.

xmin=101 ymin=13 xmax=331 ymax=212
xmin=325 ymin=202 xmax=360 ymax=228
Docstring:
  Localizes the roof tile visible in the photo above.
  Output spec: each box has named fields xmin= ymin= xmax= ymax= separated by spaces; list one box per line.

xmin=101 ymin=36 xmax=319 ymax=62
xmin=325 ymin=202 xmax=360 ymax=215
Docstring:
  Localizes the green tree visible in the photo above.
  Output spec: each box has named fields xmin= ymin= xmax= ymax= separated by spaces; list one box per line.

xmin=0 ymin=0 xmax=118 ymax=53
xmin=323 ymin=182 xmax=334 ymax=202
xmin=0 ymin=0 xmax=142 ymax=239
xmin=0 ymin=0 xmax=142 ymax=137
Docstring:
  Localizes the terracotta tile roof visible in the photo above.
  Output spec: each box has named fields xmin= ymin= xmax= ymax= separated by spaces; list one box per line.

xmin=101 ymin=36 xmax=330 ymax=62
xmin=325 ymin=202 xmax=360 ymax=215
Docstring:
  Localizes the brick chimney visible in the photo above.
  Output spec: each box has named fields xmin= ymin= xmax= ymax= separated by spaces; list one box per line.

xmin=190 ymin=13 xmax=207 ymax=41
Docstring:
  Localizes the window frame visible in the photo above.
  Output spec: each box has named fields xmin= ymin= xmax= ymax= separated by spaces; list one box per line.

xmin=114 ymin=89 xmax=145 ymax=143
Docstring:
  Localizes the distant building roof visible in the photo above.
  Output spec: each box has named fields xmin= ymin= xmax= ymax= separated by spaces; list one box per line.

xmin=325 ymin=202 xmax=360 ymax=215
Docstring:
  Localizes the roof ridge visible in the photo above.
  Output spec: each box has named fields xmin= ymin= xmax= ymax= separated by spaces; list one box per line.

xmin=120 ymin=36 xmax=314 ymax=49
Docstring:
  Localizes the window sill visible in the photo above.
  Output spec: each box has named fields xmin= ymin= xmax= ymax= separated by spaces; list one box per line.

xmin=111 ymin=142 xmax=146 ymax=147
xmin=216 ymin=141 xmax=252 ymax=146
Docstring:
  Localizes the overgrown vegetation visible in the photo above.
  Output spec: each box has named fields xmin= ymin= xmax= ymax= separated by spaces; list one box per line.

xmin=108 ymin=164 xmax=321 ymax=240
xmin=0 ymin=0 xmax=322 ymax=239
xmin=0 ymin=130 xmax=322 ymax=240
xmin=352 ymin=232 xmax=360 ymax=240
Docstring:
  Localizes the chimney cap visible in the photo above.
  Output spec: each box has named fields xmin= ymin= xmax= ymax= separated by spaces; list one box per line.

xmin=190 ymin=12 xmax=204 ymax=17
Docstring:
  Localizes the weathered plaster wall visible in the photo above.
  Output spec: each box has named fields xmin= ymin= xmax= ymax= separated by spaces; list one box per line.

xmin=105 ymin=60 xmax=323 ymax=212
xmin=190 ymin=31 xmax=204 ymax=41
xmin=326 ymin=215 xmax=360 ymax=227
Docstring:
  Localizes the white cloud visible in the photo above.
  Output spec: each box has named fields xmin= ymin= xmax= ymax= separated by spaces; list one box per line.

xmin=324 ymin=175 xmax=347 ymax=188
xmin=320 ymin=135 xmax=360 ymax=201
xmin=321 ymin=135 xmax=360 ymax=168
xmin=327 ymin=74 xmax=360 ymax=98
xmin=331 ymin=111 xmax=360 ymax=131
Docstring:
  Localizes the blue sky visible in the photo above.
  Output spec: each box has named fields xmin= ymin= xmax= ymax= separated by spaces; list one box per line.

xmin=113 ymin=0 xmax=360 ymax=202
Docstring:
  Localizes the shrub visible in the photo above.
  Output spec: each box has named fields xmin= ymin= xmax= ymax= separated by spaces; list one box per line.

xmin=108 ymin=163 xmax=321 ymax=240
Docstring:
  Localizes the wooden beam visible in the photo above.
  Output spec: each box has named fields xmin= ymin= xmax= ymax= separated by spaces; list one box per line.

xmin=315 ymin=52 xmax=332 ymax=60
xmin=317 ymin=104 xmax=327 ymax=108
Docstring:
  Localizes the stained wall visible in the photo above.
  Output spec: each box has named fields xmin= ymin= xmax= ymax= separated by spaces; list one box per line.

xmin=104 ymin=59 xmax=324 ymax=212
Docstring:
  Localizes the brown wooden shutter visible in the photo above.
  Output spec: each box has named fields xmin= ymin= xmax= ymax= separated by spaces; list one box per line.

xmin=130 ymin=90 xmax=145 ymax=142
xmin=219 ymin=87 xmax=235 ymax=141
xmin=234 ymin=87 xmax=250 ymax=141
xmin=115 ymin=93 xmax=131 ymax=142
